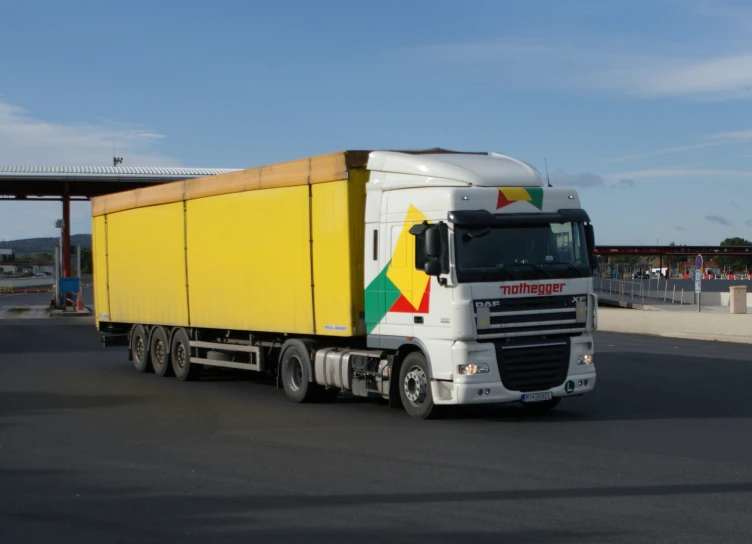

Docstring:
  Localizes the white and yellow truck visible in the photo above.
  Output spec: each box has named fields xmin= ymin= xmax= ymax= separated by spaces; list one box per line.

xmin=93 ymin=149 xmax=598 ymax=419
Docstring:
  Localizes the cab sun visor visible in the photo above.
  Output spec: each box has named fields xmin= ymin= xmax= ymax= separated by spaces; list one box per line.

xmin=447 ymin=208 xmax=591 ymax=227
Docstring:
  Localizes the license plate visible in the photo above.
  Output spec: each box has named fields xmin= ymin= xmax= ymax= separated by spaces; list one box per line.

xmin=521 ymin=391 xmax=553 ymax=403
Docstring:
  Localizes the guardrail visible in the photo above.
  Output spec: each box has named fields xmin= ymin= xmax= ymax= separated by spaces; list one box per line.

xmin=597 ymin=272 xmax=751 ymax=281
xmin=594 ymin=277 xmax=690 ymax=305
xmin=0 ymin=276 xmax=56 ymax=295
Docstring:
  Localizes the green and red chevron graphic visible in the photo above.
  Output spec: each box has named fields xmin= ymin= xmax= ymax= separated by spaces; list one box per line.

xmin=496 ymin=187 xmax=543 ymax=210
xmin=364 ymin=205 xmax=431 ymax=334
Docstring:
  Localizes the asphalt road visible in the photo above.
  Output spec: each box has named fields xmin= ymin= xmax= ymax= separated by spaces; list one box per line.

xmin=1 ymin=320 xmax=751 ymax=543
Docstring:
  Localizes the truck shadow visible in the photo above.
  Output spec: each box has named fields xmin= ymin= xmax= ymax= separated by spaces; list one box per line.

xmin=442 ymin=349 xmax=752 ymax=422
xmin=109 ymin=347 xmax=752 ymax=422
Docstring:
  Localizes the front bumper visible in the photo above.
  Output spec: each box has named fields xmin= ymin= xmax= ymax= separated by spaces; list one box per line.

xmin=433 ymin=371 xmax=596 ymax=405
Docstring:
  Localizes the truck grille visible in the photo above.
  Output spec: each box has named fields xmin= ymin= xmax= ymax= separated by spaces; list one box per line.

xmin=492 ymin=337 xmax=570 ymax=392
xmin=474 ymin=294 xmax=586 ymax=338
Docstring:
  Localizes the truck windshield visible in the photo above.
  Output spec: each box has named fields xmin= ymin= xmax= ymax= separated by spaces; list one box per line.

xmin=454 ymin=221 xmax=591 ymax=282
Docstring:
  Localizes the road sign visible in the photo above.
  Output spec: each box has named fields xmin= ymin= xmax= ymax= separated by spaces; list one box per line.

xmin=695 ymin=254 xmax=703 ymax=270
xmin=694 ymin=269 xmax=702 ymax=293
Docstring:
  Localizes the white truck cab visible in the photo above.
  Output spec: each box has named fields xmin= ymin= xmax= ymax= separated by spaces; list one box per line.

xmin=361 ymin=151 xmax=597 ymax=418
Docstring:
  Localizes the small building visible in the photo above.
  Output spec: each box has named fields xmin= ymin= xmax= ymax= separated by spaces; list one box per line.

xmin=0 ymin=248 xmax=12 ymax=261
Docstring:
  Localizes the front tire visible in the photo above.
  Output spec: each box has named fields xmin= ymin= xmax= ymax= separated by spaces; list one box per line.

xmin=171 ymin=328 xmax=201 ymax=381
xmin=150 ymin=327 xmax=172 ymax=377
xmin=398 ymin=352 xmax=436 ymax=420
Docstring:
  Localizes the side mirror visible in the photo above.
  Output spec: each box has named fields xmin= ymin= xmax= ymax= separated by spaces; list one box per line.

xmin=424 ymin=260 xmax=442 ymax=277
xmin=584 ymin=224 xmax=597 ymax=271
xmin=584 ymin=224 xmax=595 ymax=254
xmin=425 ymin=226 xmax=442 ymax=258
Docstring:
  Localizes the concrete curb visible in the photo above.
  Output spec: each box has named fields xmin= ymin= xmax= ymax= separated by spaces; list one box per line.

xmin=0 ymin=289 xmax=52 ymax=296
xmin=49 ymin=307 xmax=93 ymax=318
xmin=656 ymin=332 xmax=752 ymax=344
xmin=598 ymin=298 xmax=650 ymax=310
xmin=597 ymin=307 xmax=752 ymax=344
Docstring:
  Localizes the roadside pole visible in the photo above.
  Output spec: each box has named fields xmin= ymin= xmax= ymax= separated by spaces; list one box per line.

xmin=77 ymin=246 xmax=83 ymax=309
xmin=695 ymin=254 xmax=703 ymax=313
xmin=54 ymin=246 xmax=60 ymax=309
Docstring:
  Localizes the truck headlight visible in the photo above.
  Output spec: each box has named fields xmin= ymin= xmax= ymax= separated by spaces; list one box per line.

xmin=577 ymin=354 xmax=594 ymax=366
xmin=458 ymin=363 xmax=490 ymax=375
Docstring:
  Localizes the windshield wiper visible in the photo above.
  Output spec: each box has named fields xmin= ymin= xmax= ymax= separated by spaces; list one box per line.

xmin=544 ymin=261 xmax=584 ymax=277
xmin=494 ymin=265 xmax=519 ymax=280
xmin=503 ymin=263 xmax=553 ymax=279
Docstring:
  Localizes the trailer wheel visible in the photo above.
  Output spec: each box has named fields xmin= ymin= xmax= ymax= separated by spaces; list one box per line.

xmin=131 ymin=325 xmax=152 ymax=373
xmin=150 ymin=327 xmax=172 ymax=377
xmin=398 ymin=351 xmax=436 ymax=420
xmin=171 ymin=328 xmax=201 ymax=381
xmin=280 ymin=344 xmax=317 ymax=403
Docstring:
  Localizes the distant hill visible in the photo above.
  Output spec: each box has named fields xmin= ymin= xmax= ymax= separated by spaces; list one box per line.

xmin=0 ymin=234 xmax=92 ymax=254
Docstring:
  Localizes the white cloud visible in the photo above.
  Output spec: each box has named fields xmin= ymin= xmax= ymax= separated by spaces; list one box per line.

xmin=607 ymin=169 xmax=752 ymax=181
xmin=0 ymin=101 xmax=178 ymax=239
xmin=603 ymin=129 xmax=752 ymax=163
xmin=407 ymin=41 xmax=752 ymax=102
xmin=602 ymin=142 xmax=726 ymax=163
xmin=616 ymin=53 xmax=752 ymax=101
xmin=684 ymin=0 xmax=752 ymax=31
xmin=707 ymin=129 xmax=752 ymax=141
xmin=0 ymin=101 xmax=178 ymax=166
xmin=550 ymin=169 xmax=604 ymax=188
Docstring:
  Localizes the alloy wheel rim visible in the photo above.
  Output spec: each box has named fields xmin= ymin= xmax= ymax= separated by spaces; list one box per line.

xmin=404 ymin=366 xmax=427 ymax=405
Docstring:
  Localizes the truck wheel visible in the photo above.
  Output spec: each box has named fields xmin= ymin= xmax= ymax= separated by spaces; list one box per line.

xmin=398 ymin=352 xmax=436 ymax=420
xmin=280 ymin=344 xmax=317 ymax=403
xmin=171 ymin=328 xmax=201 ymax=381
xmin=150 ymin=327 xmax=172 ymax=377
xmin=131 ymin=325 xmax=152 ymax=373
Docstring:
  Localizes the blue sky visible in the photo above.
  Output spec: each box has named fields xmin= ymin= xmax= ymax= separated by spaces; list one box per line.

xmin=1 ymin=0 xmax=751 ymax=245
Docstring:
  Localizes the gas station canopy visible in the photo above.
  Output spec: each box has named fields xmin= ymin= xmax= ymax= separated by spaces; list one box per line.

xmin=0 ymin=165 xmax=241 ymax=200
xmin=0 ymin=165 xmax=241 ymax=296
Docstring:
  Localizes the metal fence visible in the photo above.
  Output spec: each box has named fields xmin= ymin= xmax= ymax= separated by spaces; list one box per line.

xmin=593 ymin=277 xmax=689 ymax=305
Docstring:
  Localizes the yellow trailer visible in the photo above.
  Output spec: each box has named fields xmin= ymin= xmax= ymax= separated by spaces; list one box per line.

xmin=93 ymin=151 xmax=369 ymax=338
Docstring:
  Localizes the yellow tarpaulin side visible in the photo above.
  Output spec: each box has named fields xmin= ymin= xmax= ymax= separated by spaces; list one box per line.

xmin=106 ymin=203 xmax=189 ymax=326
xmin=186 ymin=185 xmax=315 ymax=334
xmin=310 ymin=173 xmax=367 ymax=336
xmin=92 ymin=215 xmax=110 ymax=326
